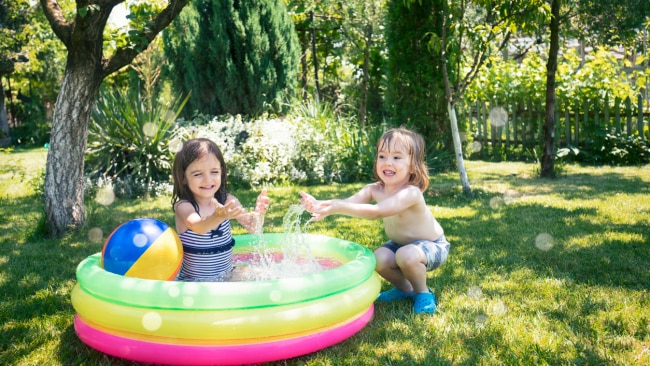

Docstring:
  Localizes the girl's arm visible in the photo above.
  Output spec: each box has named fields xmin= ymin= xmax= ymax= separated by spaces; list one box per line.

xmin=175 ymin=198 xmax=244 ymax=235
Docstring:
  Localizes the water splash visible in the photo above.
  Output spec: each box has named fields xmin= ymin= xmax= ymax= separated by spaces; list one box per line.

xmin=231 ymin=204 xmax=324 ymax=281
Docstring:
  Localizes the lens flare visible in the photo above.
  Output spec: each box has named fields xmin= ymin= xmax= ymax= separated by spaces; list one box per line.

xmin=535 ymin=233 xmax=554 ymax=251
xmin=489 ymin=106 xmax=508 ymax=127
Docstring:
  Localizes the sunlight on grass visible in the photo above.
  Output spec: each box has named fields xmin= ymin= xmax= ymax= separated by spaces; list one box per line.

xmin=2 ymin=152 xmax=650 ymax=365
xmin=0 ymin=149 xmax=47 ymax=198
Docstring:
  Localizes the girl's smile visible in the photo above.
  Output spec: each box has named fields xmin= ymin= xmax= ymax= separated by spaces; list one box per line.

xmin=184 ymin=153 xmax=223 ymax=200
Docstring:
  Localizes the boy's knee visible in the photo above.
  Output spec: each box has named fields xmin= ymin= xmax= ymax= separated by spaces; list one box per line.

xmin=373 ymin=250 xmax=393 ymax=270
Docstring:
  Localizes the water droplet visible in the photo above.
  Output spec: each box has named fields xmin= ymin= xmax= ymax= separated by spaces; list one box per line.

xmin=183 ymin=296 xmax=194 ymax=307
xmin=468 ymin=286 xmax=482 ymax=299
xmin=503 ymin=190 xmax=519 ymax=205
xmin=489 ymin=197 xmax=505 ymax=210
xmin=475 ymin=313 xmax=487 ymax=327
xmin=167 ymin=286 xmax=180 ymax=298
xmin=269 ymin=289 xmax=282 ymax=302
xmin=471 ymin=141 xmax=482 ymax=153
xmin=142 ymin=311 xmax=162 ymax=331
xmin=169 ymin=139 xmax=183 ymax=153
xmin=489 ymin=106 xmax=508 ymax=127
xmin=133 ymin=233 xmax=148 ymax=247
xmin=492 ymin=301 xmax=507 ymax=316
xmin=142 ymin=122 xmax=157 ymax=137
xmin=535 ymin=233 xmax=554 ymax=251
xmin=95 ymin=186 xmax=115 ymax=206
xmin=88 ymin=227 xmax=103 ymax=243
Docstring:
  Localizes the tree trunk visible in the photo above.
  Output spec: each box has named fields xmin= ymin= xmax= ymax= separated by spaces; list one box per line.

xmin=541 ymin=0 xmax=560 ymax=178
xmin=447 ymin=101 xmax=473 ymax=197
xmin=44 ymin=60 xmax=102 ymax=236
xmin=0 ymin=79 xmax=9 ymax=139
xmin=40 ymin=0 xmax=190 ymax=236
xmin=359 ymin=23 xmax=372 ymax=127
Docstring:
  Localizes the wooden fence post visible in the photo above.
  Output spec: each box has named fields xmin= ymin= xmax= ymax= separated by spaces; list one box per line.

xmin=638 ymin=94 xmax=644 ymax=139
xmin=626 ymin=97 xmax=632 ymax=137
xmin=615 ymin=97 xmax=621 ymax=134
xmin=564 ymin=107 xmax=571 ymax=145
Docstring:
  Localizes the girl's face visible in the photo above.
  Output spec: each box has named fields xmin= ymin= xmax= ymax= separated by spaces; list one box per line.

xmin=376 ymin=140 xmax=413 ymax=186
xmin=183 ymin=152 xmax=222 ymax=201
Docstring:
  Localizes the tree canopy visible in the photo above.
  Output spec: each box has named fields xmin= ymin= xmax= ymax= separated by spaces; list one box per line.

xmin=163 ymin=0 xmax=300 ymax=116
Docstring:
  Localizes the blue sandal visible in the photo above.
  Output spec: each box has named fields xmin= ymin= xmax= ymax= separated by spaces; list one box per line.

xmin=376 ymin=287 xmax=414 ymax=302
xmin=413 ymin=289 xmax=437 ymax=314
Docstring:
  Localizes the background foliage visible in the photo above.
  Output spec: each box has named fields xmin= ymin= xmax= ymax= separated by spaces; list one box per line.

xmin=162 ymin=0 xmax=300 ymax=117
xmin=86 ymin=86 xmax=188 ymax=198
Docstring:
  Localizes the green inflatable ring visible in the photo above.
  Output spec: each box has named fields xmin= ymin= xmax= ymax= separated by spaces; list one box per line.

xmin=76 ymin=233 xmax=376 ymax=310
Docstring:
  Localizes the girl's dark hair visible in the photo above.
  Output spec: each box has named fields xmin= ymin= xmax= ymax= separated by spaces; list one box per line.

xmin=373 ymin=127 xmax=429 ymax=192
xmin=171 ymin=138 xmax=228 ymax=212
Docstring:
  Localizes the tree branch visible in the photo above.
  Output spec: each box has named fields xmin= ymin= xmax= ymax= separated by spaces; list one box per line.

xmin=102 ymin=0 xmax=190 ymax=77
xmin=40 ymin=0 xmax=74 ymax=48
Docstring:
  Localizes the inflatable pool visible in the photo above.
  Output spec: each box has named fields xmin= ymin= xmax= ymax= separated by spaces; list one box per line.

xmin=72 ymin=233 xmax=379 ymax=365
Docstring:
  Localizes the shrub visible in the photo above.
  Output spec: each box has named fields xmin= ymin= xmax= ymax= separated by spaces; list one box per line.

xmin=567 ymin=132 xmax=650 ymax=166
xmin=175 ymin=101 xmax=379 ymax=189
xmin=85 ymin=87 xmax=189 ymax=198
xmin=178 ymin=114 xmax=342 ymax=188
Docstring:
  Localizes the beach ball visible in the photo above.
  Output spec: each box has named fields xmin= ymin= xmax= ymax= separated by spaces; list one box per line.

xmin=101 ymin=218 xmax=183 ymax=280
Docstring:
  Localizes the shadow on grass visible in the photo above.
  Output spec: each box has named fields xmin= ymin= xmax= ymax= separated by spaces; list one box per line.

xmin=1 ymin=166 xmax=648 ymax=365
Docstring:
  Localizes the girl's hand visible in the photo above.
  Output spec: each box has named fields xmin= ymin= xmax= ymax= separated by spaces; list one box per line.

xmin=213 ymin=199 xmax=245 ymax=220
xmin=254 ymin=188 xmax=270 ymax=215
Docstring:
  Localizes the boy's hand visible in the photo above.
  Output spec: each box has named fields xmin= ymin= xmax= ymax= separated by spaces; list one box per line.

xmin=299 ymin=191 xmax=317 ymax=211
xmin=299 ymin=191 xmax=329 ymax=221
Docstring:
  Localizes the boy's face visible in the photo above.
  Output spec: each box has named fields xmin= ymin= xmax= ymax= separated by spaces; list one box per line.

xmin=375 ymin=140 xmax=412 ymax=186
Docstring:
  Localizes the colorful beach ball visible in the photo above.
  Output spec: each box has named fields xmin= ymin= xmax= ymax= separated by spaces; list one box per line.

xmin=101 ymin=218 xmax=183 ymax=280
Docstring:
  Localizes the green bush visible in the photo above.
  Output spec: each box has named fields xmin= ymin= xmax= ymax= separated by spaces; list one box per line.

xmin=85 ymin=87 xmax=189 ymax=198
xmin=568 ymin=132 xmax=650 ymax=166
xmin=6 ymin=95 xmax=51 ymax=146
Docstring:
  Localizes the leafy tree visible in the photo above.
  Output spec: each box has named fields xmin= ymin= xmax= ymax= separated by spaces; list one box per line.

xmin=384 ymin=0 xmax=450 ymax=152
xmin=338 ymin=0 xmax=386 ymax=126
xmin=428 ymin=0 xmax=549 ymax=196
xmin=0 ymin=0 xmax=31 ymax=140
xmin=162 ymin=0 xmax=299 ymax=116
xmin=540 ymin=0 xmax=649 ymax=178
xmin=40 ymin=0 xmax=190 ymax=236
xmin=287 ymin=0 xmax=388 ymax=125
xmin=9 ymin=1 xmax=68 ymax=146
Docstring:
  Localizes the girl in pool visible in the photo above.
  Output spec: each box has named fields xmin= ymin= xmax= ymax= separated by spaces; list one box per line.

xmin=171 ymin=138 xmax=270 ymax=281
xmin=299 ymin=127 xmax=450 ymax=314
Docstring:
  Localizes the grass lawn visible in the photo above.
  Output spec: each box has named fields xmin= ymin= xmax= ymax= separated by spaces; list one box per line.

xmin=1 ymin=147 xmax=649 ymax=365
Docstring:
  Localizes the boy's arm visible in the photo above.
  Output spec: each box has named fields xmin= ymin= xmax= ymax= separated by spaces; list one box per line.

xmin=329 ymin=186 xmax=421 ymax=219
xmin=299 ymin=185 xmax=374 ymax=221
xmin=300 ymin=185 xmax=420 ymax=221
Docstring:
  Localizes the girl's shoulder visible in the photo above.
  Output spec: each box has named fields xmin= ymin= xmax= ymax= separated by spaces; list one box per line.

xmin=174 ymin=199 xmax=197 ymax=212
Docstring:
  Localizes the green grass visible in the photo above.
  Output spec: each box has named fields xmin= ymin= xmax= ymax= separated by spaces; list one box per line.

xmin=1 ymin=148 xmax=649 ymax=365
